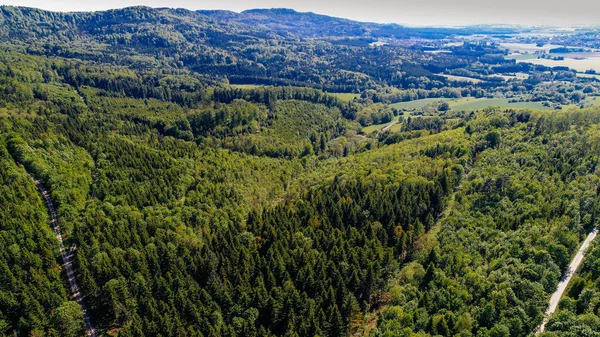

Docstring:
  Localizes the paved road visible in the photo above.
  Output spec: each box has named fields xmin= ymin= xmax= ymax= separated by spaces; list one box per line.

xmin=537 ymin=228 xmax=598 ymax=334
xmin=33 ymin=178 xmax=97 ymax=337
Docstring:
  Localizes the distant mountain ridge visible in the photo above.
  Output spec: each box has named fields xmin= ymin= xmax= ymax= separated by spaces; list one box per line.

xmin=0 ymin=5 xmax=522 ymax=42
xmin=0 ymin=5 xmax=522 ymax=92
xmin=198 ymin=8 xmax=374 ymax=37
xmin=197 ymin=7 xmax=523 ymax=38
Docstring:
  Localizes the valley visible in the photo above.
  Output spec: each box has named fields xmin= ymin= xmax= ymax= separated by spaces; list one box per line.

xmin=0 ymin=5 xmax=600 ymax=337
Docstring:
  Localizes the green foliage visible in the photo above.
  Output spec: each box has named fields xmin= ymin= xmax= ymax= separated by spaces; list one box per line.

xmin=53 ymin=302 xmax=86 ymax=337
xmin=0 ymin=138 xmax=77 ymax=336
xmin=0 ymin=46 xmax=471 ymax=335
xmin=374 ymin=109 xmax=600 ymax=337
xmin=546 ymin=241 xmax=600 ymax=336
xmin=357 ymin=103 xmax=394 ymax=127
xmin=2 ymin=8 xmax=600 ymax=337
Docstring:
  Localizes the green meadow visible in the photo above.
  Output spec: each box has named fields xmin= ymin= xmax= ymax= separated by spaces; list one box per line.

xmin=361 ymin=116 xmax=402 ymax=134
xmin=327 ymin=92 xmax=360 ymax=101
xmin=391 ymin=97 xmax=554 ymax=113
xmin=390 ymin=98 xmax=446 ymax=110
xmin=449 ymin=97 xmax=554 ymax=111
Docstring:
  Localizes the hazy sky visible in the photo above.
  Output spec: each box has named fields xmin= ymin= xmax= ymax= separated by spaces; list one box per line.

xmin=1 ymin=0 xmax=598 ymax=26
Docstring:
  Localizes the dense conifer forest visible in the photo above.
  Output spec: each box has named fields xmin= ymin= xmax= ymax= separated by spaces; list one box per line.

xmin=1 ymin=5 xmax=600 ymax=337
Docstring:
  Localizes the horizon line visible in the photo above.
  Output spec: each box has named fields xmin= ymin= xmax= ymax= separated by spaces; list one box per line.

xmin=1 ymin=4 xmax=596 ymax=29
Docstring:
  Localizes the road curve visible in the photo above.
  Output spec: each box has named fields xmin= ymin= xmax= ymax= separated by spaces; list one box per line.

xmin=381 ymin=120 xmax=398 ymax=132
xmin=537 ymin=228 xmax=598 ymax=334
xmin=33 ymin=178 xmax=97 ymax=337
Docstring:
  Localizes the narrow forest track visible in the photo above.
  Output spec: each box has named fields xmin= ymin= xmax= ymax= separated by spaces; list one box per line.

xmin=32 ymin=177 xmax=97 ymax=337
xmin=417 ymin=171 xmax=468 ymax=252
xmin=537 ymin=228 xmax=598 ymax=334
xmin=381 ymin=120 xmax=397 ymax=132
xmin=359 ymin=171 xmax=468 ymax=336
xmin=75 ymin=88 xmax=88 ymax=108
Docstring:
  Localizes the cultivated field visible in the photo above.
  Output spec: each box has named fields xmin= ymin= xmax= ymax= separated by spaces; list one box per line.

xmin=440 ymin=74 xmax=483 ymax=83
xmin=516 ymin=57 xmax=600 ymax=73
xmin=500 ymin=42 xmax=564 ymax=53
xmin=577 ymin=73 xmax=600 ymax=80
xmin=362 ymin=116 xmax=402 ymax=134
xmin=495 ymin=73 xmax=530 ymax=81
xmin=327 ymin=92 xmax=360 ymax=101
xmin=586 ymin=96 xmax=600 ymax=107
xmin=390 ymin=98 xmax=446 ymax=110
xmin=229 ymin=84 xmax=265 ymax=89
xmin=505 ymin=54 xmax=539 ymax=61
xmin=450 ymin=97 xmax=553 ymax=111
xmin=391 ymin=97 xmax=553 ymax=112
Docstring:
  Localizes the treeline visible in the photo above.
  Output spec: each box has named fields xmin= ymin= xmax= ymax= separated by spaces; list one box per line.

xmin=193 ymin=100 xmax=356 ymax=159
xmin=227 ymin=75 xmax=365 ymax=94
xmin=401 ymin=116 xmax=444 ymax=134
xmin=213 ymin=86 xmax=360 ymax=119
xmin=76 ymin=87 xmax=362 ymax=159
xmin=56 ymin=64 xmax=209 ymax=107
xmin=0 ymin=50 xmax=211 ymax=109
xmin=356 ymin=103 xmax=397 ymax=127
xmin=361 ymin=87 xmax=483 ymax=106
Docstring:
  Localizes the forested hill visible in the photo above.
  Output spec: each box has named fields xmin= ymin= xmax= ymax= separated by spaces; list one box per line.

xmin=0 ymin=6 xmax=527 ymax=92
xmin=0 ymin=5 xmax=520 ymax=42
xmin=198 ymin=8 xmax=521 ymax=39
xmin=2 ymin=47 xmax=600 ymax=337
xmin=0 ymin=6 xmax=277 ymax=43
xmin=2 ymin=5 xmax=600 ymax=337
xmin=197 ymin=8 xmax=375 ymax=38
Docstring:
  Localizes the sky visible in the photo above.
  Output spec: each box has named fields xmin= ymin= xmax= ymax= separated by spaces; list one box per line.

xmin=1 ymin=0 xmax=598 ymax=26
